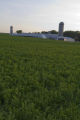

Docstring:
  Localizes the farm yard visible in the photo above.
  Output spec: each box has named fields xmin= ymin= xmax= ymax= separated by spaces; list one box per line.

xmin=0 ymin=33 xmax=80 ymax=120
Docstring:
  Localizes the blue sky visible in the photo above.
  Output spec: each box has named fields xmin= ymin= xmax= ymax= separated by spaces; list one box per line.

xmin=0 ymin=0 xmax=80 ymax=33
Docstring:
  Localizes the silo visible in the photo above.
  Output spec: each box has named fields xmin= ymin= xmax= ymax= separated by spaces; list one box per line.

xmin=58 ymin=22 xmax=64 ymax=36
xmin=10 ymin=26 xmax=13 ymax=35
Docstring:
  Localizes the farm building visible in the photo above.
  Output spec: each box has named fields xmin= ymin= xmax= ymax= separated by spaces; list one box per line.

xmin=10 ymin=22 xmax=75 ymax=42
xmin=64 ymin=37 xmax=75 ymax=42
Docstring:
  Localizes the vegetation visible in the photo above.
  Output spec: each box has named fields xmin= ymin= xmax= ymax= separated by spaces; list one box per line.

xmin=41 ymin=30 xmax=58 ymax=34
xmin=64 ymin=31 xmax=80 ymax=41
xmin=0 ymin=33 xmax=80 ymax=120
xmin=16 ymin=30 xmax=22 ymax=34
xmin=41 ymin=30 xmax=80 ymax=41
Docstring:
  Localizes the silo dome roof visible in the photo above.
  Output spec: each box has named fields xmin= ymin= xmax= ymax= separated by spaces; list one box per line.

xmin=59 ymin=22 xmax=64 ymax=25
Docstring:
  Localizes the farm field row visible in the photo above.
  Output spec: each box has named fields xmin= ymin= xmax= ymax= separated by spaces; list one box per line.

xmin=0 ymin=34 xmax=80 ymax=120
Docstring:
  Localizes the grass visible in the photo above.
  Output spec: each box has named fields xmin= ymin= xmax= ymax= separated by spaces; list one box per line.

xmin=0 ymin=33 xmax=80 ymax=120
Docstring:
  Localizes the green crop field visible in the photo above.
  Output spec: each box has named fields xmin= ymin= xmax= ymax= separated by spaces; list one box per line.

xmin=0 ymin=33 xmax=80 ymax=120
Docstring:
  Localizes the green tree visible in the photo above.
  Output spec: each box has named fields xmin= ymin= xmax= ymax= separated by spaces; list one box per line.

xmin=16 ymin=30 xmax=22 ymax=34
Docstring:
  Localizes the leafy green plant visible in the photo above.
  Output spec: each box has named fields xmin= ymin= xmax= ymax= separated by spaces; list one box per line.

xmin=0 ymin=33 xmax=80 ymax=120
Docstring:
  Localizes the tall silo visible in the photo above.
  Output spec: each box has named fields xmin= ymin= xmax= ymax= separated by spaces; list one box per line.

xmin=10 ymin=26 xmax=13 ymax=35
xmin=58 ymin=22 xmax=64 ymax=36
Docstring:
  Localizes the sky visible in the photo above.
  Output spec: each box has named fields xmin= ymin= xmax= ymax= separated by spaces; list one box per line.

xmin=0 ymin=0 xmax=80 ymax=33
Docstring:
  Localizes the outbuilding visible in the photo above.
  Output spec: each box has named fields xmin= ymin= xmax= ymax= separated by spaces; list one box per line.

xmin=64 ymin=37 xmax=75 ymax=42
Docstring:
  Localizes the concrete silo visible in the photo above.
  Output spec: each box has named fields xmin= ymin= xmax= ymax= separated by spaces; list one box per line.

xmin=10 ymin=26 xmax=13 ymax=35
xmin=58 ymin=22 xmax=64 ymax=37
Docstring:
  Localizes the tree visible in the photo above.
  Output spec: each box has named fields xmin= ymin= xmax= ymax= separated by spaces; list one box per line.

xmin=49 ymin=30 xmax=58 ymax=34
xmin=41 ymin=30 xmax=58 ymax=34
xmin=16 ymin=30 xmax=22 ymax=34
xmin=41 ymin=31 xmax=48 ymax=34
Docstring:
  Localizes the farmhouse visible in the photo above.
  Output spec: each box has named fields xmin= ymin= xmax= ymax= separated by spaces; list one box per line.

xmin=10 ymin=22 xmax=75 ymax=42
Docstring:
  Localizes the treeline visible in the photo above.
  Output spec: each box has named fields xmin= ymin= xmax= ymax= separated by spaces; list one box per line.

xmin=41 ymin=30 xmax=58 ymax=34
